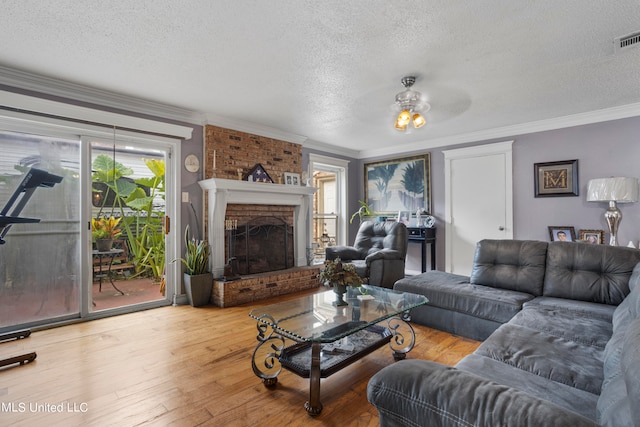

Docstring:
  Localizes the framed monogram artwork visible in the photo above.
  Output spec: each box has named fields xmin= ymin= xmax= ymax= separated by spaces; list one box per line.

xmin=534 ymin=159 xmax=579 ymax=197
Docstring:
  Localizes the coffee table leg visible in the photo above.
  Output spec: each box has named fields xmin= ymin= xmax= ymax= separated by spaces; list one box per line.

xmin=304 ymin=341 xmax=323 ymax=416
xmin=251 ymin=318 xmax=284 ymax=386
xmin=387 ymin=316 xmax=417 ymax=360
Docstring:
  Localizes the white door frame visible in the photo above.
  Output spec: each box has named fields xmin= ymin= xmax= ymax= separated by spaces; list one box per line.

xmin=81 ymin=131 xmax=181 ymax=318
xmin=443 ymin=141 xmax=513 ymax=273
xmin=308 ymin=153 xmax=350 ymax=246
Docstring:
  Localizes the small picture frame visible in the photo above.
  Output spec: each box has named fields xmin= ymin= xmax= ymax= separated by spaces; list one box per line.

xmin=534 ymin=159 xmax=579 ymax=197
xmin=284 ymin=172 xmax=300 ymax=186
xmin=397 ymin=210 xmax=411 ymax=225
xmin=548 ymin=226 xmax=576 ymax=242
xmin=579 ymin=229 xmax=604 ymax=245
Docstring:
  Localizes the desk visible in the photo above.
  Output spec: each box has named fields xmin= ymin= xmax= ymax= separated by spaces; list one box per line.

xmin=93 ymin=249 xmax=125 ymax=295
xmin=407 ymin=227 xmax=436 ymax=272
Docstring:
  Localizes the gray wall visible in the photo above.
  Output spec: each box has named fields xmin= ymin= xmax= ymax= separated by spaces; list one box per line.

xmin=357 ymin=115 xmax=640 ymax=270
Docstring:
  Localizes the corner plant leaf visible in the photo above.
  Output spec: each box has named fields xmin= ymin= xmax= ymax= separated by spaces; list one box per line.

xmin=144 ymin=158 xmax=165 ymax=177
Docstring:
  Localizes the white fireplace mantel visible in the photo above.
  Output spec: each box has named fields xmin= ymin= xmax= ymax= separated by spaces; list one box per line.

xmin=198 ymin=178 xmax=317 ymax=278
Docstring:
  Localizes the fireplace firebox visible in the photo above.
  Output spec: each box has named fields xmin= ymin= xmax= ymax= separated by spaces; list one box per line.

xmin=228 ymin=216 xmax=294 ymax=275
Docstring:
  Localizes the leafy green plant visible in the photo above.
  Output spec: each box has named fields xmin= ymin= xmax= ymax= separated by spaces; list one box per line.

xmin=91 ymin=216 xmax=122 ymax=240
xmin=318 ymin=257 xmax=363 ymax=287
xmin=350 ymin=200 xmax=372 ymax=224
xmin=178 ymin=225 xmax=210 ymax=275
xmin=91 ymin=154 xmax=166 ymax=281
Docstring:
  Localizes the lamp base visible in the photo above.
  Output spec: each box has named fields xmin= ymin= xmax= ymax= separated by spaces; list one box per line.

xmin=605 ymin=201 xmax=622 ymax=246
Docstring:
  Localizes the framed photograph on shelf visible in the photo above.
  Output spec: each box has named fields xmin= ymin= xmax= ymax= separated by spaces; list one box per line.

xmin=548 ymin=226 xmax=576 ymax=242
xmin=364 ymin=153 xmax=431 ymax=215
xmin=284 ymin=172 xmax=300 ymax=186
xmin=397 ymin=210 xmax=411 ymax=225
xmin=534 ymin=159 xmax=579 ymax=197
xmin=579 ymin=229 xmax=604 ymax=245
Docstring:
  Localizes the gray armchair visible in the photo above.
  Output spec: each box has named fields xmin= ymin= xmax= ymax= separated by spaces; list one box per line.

xmin=325 ymin=221 xmax=408 ymax=289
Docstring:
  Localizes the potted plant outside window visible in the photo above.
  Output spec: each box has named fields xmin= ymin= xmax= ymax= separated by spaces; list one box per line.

xmin=91 ymin=216 xmax=123 ymax=251
xmin=177 ymin=225 xmax=213 ymax=307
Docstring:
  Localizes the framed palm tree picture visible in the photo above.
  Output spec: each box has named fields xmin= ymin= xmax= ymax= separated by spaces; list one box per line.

xmin=364 ymin=153 xmax=431 ymax=215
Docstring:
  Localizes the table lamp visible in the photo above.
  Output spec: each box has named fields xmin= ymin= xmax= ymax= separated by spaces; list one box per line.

xmin=586 ymin=177 xmax=638 ymax=245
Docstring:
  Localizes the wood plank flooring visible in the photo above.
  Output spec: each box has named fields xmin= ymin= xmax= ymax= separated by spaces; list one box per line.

xmin=0 ymin=287 xmax=480 ymax=427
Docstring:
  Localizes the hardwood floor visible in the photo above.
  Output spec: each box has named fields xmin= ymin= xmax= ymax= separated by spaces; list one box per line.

xmin=0 ymin=287 xmax=480 ymax=426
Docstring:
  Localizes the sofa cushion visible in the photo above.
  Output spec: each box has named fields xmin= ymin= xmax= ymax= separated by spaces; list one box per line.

xmin=543 ymin=242 xmax=640 ymax=305
xmin=524 ymin=296 xmax=616 ymax=323
xmin=394 ymin=271 xmax=534 ymax=324
xmin=457 ymin=353 xmax=599 ymax=420
xmin=473 ymin=322 xmax=605 ymax=394
xmin=470 ymin=239 xmax=548 ymax=295
xmin=622 ymin=317 xmax=640 ymax=427
xmin=511 ymin=303 xmax=613 ymax=348
xmin=597 ymin=317 xmax=640 ymax=427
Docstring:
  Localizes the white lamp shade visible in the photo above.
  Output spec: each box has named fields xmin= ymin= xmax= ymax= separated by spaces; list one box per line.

xmin=586 ymin=177 xmax=639 ymax=203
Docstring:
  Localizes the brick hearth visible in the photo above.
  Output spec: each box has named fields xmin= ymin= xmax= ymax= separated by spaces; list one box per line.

xmin=211 ymin=266 xmax=320 ymax=308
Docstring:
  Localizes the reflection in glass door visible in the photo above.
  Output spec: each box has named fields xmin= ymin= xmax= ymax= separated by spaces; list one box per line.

xmin=89 ymin=139 xmax=168 ymax=312
xmin=0 ymin=131 xmax=81 ymax=331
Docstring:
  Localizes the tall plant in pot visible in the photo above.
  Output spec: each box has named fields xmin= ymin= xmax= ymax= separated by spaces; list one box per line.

xmin=178 ymin=225 xmax=213 ymax=307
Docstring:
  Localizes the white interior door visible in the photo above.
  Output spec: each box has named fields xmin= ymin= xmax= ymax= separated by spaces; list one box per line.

xmin=444 ymin=141 xmax=513 ymax=275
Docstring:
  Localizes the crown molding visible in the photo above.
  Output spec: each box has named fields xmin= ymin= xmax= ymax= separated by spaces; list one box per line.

xmin=204 ymin=113 xmax=308 ymax=145
xmin=0 ymin=65 xmax=204 ymax=125
xmin=302 ymin=138 xmax=360 ymax=158
xmin=359 ymin=102 xmax=640 ymax=159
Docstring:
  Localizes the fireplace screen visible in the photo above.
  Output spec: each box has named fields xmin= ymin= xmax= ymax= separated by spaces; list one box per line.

xmin=229 ymin=216 xmax=294 ymax=275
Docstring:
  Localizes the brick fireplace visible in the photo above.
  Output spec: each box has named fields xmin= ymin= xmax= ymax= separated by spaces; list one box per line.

xmin=200 ymin=125 xmax=320 ymax=307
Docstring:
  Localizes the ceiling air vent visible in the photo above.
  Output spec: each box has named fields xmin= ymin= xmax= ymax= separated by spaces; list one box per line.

xmin=615 ymin=31 xmax=640 ymax=53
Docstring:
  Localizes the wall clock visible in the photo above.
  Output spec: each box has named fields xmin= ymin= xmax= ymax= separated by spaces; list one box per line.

xmin=184 ymin=154 xmax=200 ymax=173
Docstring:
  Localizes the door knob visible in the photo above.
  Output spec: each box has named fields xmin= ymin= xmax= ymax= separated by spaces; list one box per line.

xmin=498 ymin=226 xmax=505 ymax=231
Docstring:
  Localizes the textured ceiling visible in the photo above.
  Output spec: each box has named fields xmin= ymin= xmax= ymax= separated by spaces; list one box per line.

xmin=1 ymin=1 xmax=640 ymax=157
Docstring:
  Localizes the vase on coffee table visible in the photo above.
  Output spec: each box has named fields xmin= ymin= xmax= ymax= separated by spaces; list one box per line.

xmin=332 ymin=284 xmax=348 ymax=306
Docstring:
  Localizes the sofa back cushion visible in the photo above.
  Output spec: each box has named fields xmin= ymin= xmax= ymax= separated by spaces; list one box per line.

xmin=470 ymin=239 xmax=548 ymax=295
xmin=543 ymin=242 xmax=640 ymax=305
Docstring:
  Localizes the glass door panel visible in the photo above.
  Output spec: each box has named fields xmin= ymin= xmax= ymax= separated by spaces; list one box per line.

xmin=312 ymin=171 xmax=337 ymax=262
xmin=0 ymin=131 xmax=81 ymax=331
xmin=89 ymin=140 xmax=168 ymax=312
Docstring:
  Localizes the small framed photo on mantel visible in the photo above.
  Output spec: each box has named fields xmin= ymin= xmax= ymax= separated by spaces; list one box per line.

xmin=284 ymin=172 xmax=300 ymax=186
xmin=534 ymin=159 xmax=579 ymax=197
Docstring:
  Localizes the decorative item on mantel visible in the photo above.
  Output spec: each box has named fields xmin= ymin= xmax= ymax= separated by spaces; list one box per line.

xmin=243 ymin=163 xmax=273 ymax=183
xmin=318 ymin=257 xmax=364 ymax=306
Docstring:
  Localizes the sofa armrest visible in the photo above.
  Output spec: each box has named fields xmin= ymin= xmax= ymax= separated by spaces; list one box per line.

xmin=365 ymin=249 xmax=404 ymax=264
xmin=367 ymin=360 xmax=598 ymax=427
xmin=325 ymin=246 xmax=363 ymax=261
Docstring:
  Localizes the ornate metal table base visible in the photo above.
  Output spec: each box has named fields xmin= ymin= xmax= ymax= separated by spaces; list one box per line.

xmin=251 ymin=315 xmax=417 ymax=415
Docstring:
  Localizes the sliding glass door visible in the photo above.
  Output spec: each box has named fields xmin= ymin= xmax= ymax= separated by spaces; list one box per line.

xmin=0 ymin=124 xmax=178 ymax=332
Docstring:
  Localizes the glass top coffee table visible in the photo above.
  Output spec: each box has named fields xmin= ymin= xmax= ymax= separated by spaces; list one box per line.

xmin=249 ymin=285 xmax=428 ymax=415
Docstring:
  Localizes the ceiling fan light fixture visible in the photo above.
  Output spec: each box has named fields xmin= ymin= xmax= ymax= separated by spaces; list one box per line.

xmin=397 ymin=109 xmax=411 ymax=125
xmin=412 ymin=113 xmax=426 ymax=128
xmin=393 ymin=76 xmax=430 ymax=131
xmin=394 ymin=120 xmax=408 ymax=131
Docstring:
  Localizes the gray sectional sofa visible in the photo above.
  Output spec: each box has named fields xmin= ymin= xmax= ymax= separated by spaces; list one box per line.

xmin=367 ymin=239 xmax=640 ymax=426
